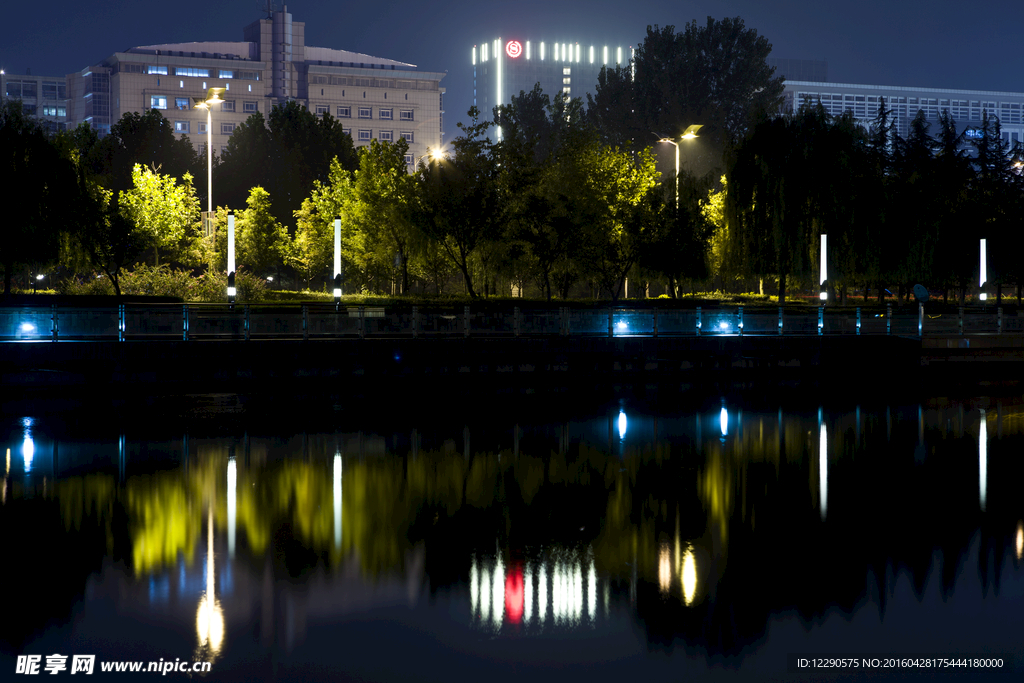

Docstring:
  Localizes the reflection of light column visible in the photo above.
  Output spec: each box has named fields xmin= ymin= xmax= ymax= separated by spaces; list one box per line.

xmin=492 ymin=552 xmax=504 ymax=630
xmin=196 ymin=506 xmax=225 ymax=657
xmin=681 ymin=545 xmax=697 ymax=605
xmin=720 ymin=407 xmax=728 ymax=437
xmin=587 ymin=553 xmax=597 ymax=623
xmin=819 ymin=408 xmax=828 ymax=520
xmin=538 ymin=559 xmax=548 ymax=628
xmin=618 ymin=410 xmax=627 ymax=440
xmin=227 ymin=457 xmax=236 ymax=558
xmin=979 ymin=238 xmax=988 ymax=301
xmin=1016 ymin=521 xmax=1023 ymax=560
xmin=333 ymin=454 xmax=342 ymax=550
xmin=333 ymin=219 xmax=342 ymax=300
xmin=524 ymin=561 xmax=533 ymax=625
xmin=658 ymin=543 xmax=671 ymax=594
xmin=479 ymin=559 xmax=490 ymax=624
xmin=979 ymin=409 xmax=987 ymax=512
xmin=470 ymin=555 xmax=479 ymax=621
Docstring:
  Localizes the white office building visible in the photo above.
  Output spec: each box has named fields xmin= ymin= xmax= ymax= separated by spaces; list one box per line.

xmin=67 ymin=5 xmax=446 ymax=167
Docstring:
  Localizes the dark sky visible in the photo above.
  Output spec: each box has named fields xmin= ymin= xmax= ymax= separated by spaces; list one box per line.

xmin=4 ymin=0 xmax=1022 ymax=140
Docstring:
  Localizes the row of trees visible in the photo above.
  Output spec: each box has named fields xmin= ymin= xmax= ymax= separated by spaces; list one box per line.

xmin=4 ymin=16 xmax=1022 ymax=302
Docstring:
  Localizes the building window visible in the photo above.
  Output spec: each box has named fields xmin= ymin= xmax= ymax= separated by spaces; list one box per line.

xmin=243 ymin=101 xmax=257 ymax=113
xmin=379 ymin=130 xmax=393 ymax=141
xmin=315 ymin=104 xmax=329 ymax=115
xmin=400 ymin=131 xmax=413 ymax=142
xmin=379 ymin=108 xmax=393 ymax=120
xmin=198 ymin=143 xmax=206 ymax=155
xmin=404 ymin=154 xmax=414 ymax=165
xmin=399 ymin=109 xmax=414 ymax=121
xmin=337 ymin=106 xmax=351 ymax=118
xmin=358 ymin=129 xmax=371 ymax=141
xmin=147 ymin=66 xmax=168 ymax=75
xmin=175 ymin=97 xmax=190 ymax=110
xmin=42 ymin=106 xmax=59 ymax=116
xmin=198 ymin=122 xmax=208 ymax=134
xmin=174 ymin=121 xmax=190 ymax=133
xmin=22 ymin=104 xmax=37 ymax=116
xmin=221 ymin=123 xmax=235 ymax=135
xmin=358 ymin=107 xmax=372 ymax=119
xmin=563 ymin=87 xmax=571 ymax=95
xmin=219 ymin=70 xmax=234 ymax=79
xmin=150 ymin=96 xmax=168 ymax=110
xmin=563 ymin=67 xmax=571 ymax=75
xmin=221 ymin=100 xmax=235 ymax=112
xmin=563 ymin=77 xmax=571 ymax=85
xmin=42 ymin=82 xmax=66 ymax=100
xmin=175 ymin=67 xmax=210 ymax=78
xmin=5 ymin=82 xmax=21 ymax=97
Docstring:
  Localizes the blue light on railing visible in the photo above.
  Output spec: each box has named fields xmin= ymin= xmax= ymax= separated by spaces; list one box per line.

xmin=718 ymin=321 xmax=730 ymax=332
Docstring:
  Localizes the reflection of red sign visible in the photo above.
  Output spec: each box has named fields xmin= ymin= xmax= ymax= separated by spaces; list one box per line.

xmin=506 ymin=41 xmax=522 ymax=59
xmin=505 ymin=564 xmax=524 ymax=623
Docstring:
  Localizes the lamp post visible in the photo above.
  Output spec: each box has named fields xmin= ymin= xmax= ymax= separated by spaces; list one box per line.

xmin=193 ymin=88 xmax=226 ymax=274
xmin=656 ymin=125 xmax=702 ymax=210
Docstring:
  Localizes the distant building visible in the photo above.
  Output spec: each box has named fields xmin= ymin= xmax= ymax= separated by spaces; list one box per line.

xmin=66 ymin=5 xmax=446 ymax=167
xmin=1 ymin=69 xmax=70 ymax=133
xmin=471 ymin=37 xmax=633 ymax=136
xmin=768 ymin=58 xmax=828 ymax=83
xmin=783 ymin=80 xmax=1024 ymax=147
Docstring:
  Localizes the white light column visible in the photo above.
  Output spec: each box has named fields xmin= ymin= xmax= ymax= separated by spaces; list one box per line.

xmin=334 ymin=218 xmax=342 ymax=301
xmin=227 ymin=213 xmax=236 ymax=300
xmin=979 ymin=238 xmax=988 ymax=301
xmin=820 ymin=234 xmax=828 ymax=301
xmin=979 ymin=409 xmax=987 ymax=511
xmin=227 ymin=457 xmax=236 ymax=558
xmin=333 ymin=453 xmax=342 ymax=550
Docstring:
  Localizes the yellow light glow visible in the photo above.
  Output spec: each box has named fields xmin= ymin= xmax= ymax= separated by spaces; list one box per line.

xmin=681 ymin=545 xmax=697 ymax=605
xmin=5 ymin=448 xmax=9 ymax=475
xmin=1016 ymin=521 xmax=1023 ymax=560
xmin=658 ymin=543 xmax=671 ymax=594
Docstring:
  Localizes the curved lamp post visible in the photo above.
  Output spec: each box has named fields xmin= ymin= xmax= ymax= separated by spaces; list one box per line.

xmin=656 ymin=124 xmax=702 ymax=210
xmin=191 ymin=88 xmax=226 ymax=213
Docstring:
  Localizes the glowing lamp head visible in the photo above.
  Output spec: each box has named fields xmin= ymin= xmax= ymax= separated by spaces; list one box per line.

xmin=35 ymin=274 xmax=44 ymax=281
xmin=819 ymin=291 xmax=828 ymax=301
xmin=227 ymin=287 xmax=236 ymax=297
xmin=333 ymin=288 xmax=342 ymax=298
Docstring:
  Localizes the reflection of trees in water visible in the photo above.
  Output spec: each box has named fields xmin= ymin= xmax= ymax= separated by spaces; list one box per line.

xmin=4 ymin=399 xmax=1023 ymax=657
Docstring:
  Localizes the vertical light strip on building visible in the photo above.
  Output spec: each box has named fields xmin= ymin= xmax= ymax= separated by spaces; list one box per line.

xmin=589 ymin=46 xmax=594 ymax=64
xmin=482 ymin=42 xmax=487 ymax=62
xmin=472 ymin=46 xmax=477 ymax=66
xmin=603 ymin=46 xmax=608 ymax=65
xmin=562 ymin=43 xmax=567 ymax=62
xmin=616 ymin=46 xmax=622 ymax=64
xmin=526 ymin=41 xmax=531 ymax=59
xmin=540 ymin=41 xmax=545 ymax=61
xmin=496 ymin=37 xmax=503 ymax=140
xmin=575 ymin=44 xmax=581 ymax=63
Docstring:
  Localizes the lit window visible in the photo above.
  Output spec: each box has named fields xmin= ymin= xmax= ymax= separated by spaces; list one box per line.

xmin=150 ymin=96 xmax=168 ymax=110
xmin=174 ymin=121 xmax=190 ymax=133
xmin=563 ymin=67 xmax=571 ymax=75
xmin=379 ymin=108 xmax=393 ymax=120
xmin=400 ymin=131 xmax=413 ymax=142
xmin=175 ymin=97 xmax=190 ymax=110
xmin=358 ymin=129 xmax=371 ymax=141
xmin=399 ymin=109 xmax=414 ymax=121
xmin=337 ymin=106 xmax=351 ymax=118
xmin=358 ymin=107 xmax=371 ymax=119
xmin=198 ymin=122 xmax=208 ymax=134
xmin=379 ymin=130 xmax=393 ymax=141
xmin=221 ymin=122 xmax=235 ymax=135
xmin=147 ymin=66 xmax=167 ymax=75
xmin=175 ymin=67 xmax=210 ymax=78
xmin=563 ymin=78 xmax=571 ymax=85
xmin=404 ymin=154 xmax=414 ymax=165
xmin=219 ymin=70 xmax=234 ymax=79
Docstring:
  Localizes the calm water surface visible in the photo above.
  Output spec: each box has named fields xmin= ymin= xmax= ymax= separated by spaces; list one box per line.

xmin=1 ymin=389 xmax=1022 ymax=682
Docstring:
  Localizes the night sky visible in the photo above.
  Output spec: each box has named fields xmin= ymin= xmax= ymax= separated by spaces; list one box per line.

xmin=4 ymin=0 xmax=1023 ymax=140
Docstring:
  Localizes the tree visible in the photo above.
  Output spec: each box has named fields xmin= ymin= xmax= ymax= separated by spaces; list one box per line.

xmin=589 ymin=18 xmax=784 ymax=174
xmin=217 ymin=103 xmax=358 ymax=229
xmin=290 ymin=157 xmax=358 ymax=290
xmin=77 ymin=186 xmax=141 ymax=297
xmin=1 ymin=100 xmax=75 ymax=294
xmin=238 ymin=187 xmax=290 ymax=275
xmin=352 ymin=139 xmax=418 ymax=293
xmin=118 ymin=164 xmax=203 ymax=267
xmin=414 ymin=108 xmax=500 ymax=298
xmin=99 ymin=110 xmax=200 ymax=194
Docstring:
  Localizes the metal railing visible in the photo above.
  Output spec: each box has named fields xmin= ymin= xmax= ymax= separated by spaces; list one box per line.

xmin=1 ymin=303 xmax=1021 ymax=342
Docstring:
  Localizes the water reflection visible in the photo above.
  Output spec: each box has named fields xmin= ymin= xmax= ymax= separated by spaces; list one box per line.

xmin=2 ymin=397 xmax=1022 ymax=678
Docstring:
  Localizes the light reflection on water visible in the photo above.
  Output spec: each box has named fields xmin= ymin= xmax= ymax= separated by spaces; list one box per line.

xmin=1 ymin=396 xmax=1023 ymax=681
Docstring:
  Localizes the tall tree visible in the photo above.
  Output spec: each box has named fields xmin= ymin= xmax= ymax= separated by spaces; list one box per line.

xmin=99 ymin=110 xmax=200 ymax=194
xmin=237 ymin=186 xmax=290 ymax=276
xmin=1 ymin=100 xmax=75 ymax=294
xmin=589 ymin=18 xmax=784 ymax=174
xmin=291 ymin=158 xmax=358 ymax=290
xmin=414 ymin=108 xmax=500 ymax=298
xmin=118 ymin=164 xmax=203 ymax=267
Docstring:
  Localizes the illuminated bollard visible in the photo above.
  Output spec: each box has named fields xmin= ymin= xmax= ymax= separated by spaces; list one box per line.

xmin=227 ymin=212 xmax=236 ymax=304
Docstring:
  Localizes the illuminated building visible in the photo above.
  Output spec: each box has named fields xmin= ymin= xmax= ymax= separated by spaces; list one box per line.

xmin=471 ymin=37 xmax=633 ymax=135
xmin=783 ymin=80 xmax=1024 ymax=146
xmin=1 ymin=70 xmax=70 ymax=133
xmin=66 ymin=5 xmax=445 ymax=167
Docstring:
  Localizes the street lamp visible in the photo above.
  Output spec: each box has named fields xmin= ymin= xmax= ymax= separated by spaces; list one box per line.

xmin=656 ymin=125 xmax=703 ymax=209
xmin=191 ymin=88 xmax=226 ymax=214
